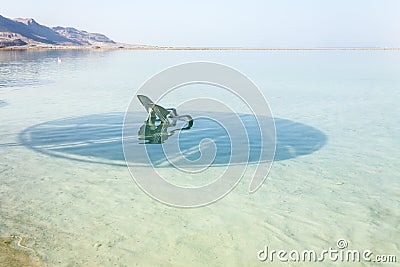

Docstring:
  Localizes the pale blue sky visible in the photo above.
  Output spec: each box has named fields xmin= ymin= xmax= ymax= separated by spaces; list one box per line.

xmin=2 ymin=0 xmax=400 ymax=47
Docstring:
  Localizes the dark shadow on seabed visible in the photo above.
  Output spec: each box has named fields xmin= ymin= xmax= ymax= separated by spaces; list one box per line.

xmin=17 ymin=112 xmax=327 ymax=167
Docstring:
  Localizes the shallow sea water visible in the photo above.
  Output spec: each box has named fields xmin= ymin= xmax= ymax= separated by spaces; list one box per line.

xmin=0 ymin=50 xmax=399 ymax=266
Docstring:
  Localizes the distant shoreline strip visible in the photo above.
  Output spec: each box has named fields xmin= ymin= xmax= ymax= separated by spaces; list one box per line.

xmin=0 ymin=46 xmax=399 ymax=51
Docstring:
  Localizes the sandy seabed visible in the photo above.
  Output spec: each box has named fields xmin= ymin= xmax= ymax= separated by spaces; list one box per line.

xmin=1 ymin=50 xmax=399 ymax=266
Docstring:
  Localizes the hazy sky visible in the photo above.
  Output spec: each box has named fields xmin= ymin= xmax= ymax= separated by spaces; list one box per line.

xmin=2 ymin=0 xmax=400 ymax=47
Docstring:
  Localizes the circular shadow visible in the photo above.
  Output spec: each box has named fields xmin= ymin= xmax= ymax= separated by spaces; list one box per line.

xmin=19 ymin=112 xmax=327 ymax=167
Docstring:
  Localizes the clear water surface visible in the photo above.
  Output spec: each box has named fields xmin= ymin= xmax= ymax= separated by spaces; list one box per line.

xmin=0 ymin=50 xmax=399 ymax=266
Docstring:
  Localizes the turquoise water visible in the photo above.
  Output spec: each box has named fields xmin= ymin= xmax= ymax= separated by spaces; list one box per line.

xmin=0 ymin=50 xmax=399 ymax=266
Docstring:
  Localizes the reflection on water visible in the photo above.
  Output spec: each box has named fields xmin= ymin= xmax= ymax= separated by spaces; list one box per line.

xmin=137 ymin=94 xmax=194 ymax=144
xmin=0 ymin=100 xmax=7 ymax=107
xmin=0 ymin=50 xmax=109 ymax=88
xmin=138 ymin=115 xmax=193 ymax=144
xmin=18 ymin=112 xmax=327 ymax=167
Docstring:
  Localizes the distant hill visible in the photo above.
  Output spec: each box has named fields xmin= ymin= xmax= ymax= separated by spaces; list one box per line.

xmin=52 ymin=26 xmax=115 ymax=46
xmin=0 ymin=14 xmax=115 ymax=48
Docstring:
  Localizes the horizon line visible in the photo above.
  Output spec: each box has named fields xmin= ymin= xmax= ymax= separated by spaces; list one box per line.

xmin=1 ymin=45 xmax=400 ymax=51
